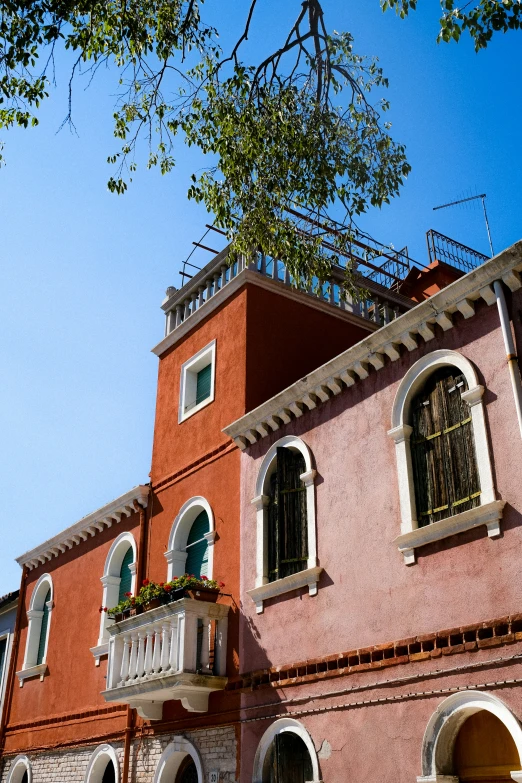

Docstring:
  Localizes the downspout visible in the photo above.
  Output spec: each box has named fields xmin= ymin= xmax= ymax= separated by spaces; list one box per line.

xmin=0 ymin=566 xmax=28 ymax=754
xmin=493 ymin=279 xmax=522 ymax=438
xmin=121 ymin=489 xmax=151 ymax=783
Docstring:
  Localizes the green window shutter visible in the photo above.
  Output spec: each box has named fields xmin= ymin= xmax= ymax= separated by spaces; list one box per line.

xmin=36 ymin=588 xmax=51 ymax=665
xmin=0 ymin=637 xmax=7 ymax=683
xmin=268 ymin=448 xmax=307 ymax=582
xmin=196 ymin=364 xmax=212 ymax=405
xmin=118 ymin=547 xmax=134 ymax=602
xmin=185 ymin=511 xmax=210 ymax=578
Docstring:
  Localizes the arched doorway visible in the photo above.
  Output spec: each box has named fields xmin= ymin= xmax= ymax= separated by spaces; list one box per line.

xmin=175 ymin=756 xmax=198 ymax=783
xmin=454 ymin=711 xmax=520 ymax=782
xmin=84 ymin=744 xmax=120 ymax=783
xmin=153 ymin=738 xmax=203 ymax=783
xmin=264 ymin=732 xmax=313 ymax=782
xmin=101 ymin=760 xmax=116 ymax=783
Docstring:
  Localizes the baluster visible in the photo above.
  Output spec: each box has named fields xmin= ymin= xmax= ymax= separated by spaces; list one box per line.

xmin=152 ymin=625 xmax=162 ymax=673
xmin=373 ymin=296 xmax=381 ymax=325
xmin=361 ymin=300 xmax=368 ymax=319
xmin=160 ymin=623 xmax=171 ymax=672
xmin=272 ymin=259 xmax=279 ymax=281
xmin=166 ymin=310 xmax=176 ymax=335
xmin=383 ymin=301 xmax=391 ymax=324
xmin=329 ymin=280 xmax=336 ymax=305
xmin=120 ymin=635 xmax=131 ymax=683
xmin=177 ymin=614 xmax=187 ymax=671
xmin=190 ymin=291 xmax=198 ymax=314
xmin=200 ymin=618 xmax=211 ymax=672
xmin=198 ymin=285 xmax=205 ymax=308
xmin=260 ymin=254 xmax=267 ymax=276
xmin=128 ymin=634 xmax=138 ymax=679
xmin=169 ymin=619 xmax=178 ymax=671
xmin=183 ymin=299 xmax=190 ymax=320
xmin=220 ymin=265 xmax=228 ymax=288
xmin=213 ymin=272 xmax=220 ymax=293
xmin=136 ymin=631 xmax=146 ymax=679
xmin=175 ymin=305 xmax=182 ymax=328
xmin=144 ymin=628 xmax=154 ymax=676
xmin=215 ymin=616 xmax=228 ymax=677
xmin=206 ymin=278 xmax=213 ymax=301
xmin=284 ymin=265 xmax=291 ymax=285
xmin=394 ymin=306 xmax=400 ymax=320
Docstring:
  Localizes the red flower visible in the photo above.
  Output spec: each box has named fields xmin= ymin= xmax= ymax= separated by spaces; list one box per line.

xmin=159 ymin=582 xmax=164 ymax=587
xmin=164 ymin=584 xmax=171 ymax=592
xmin=99 ymin=606 xmax=104 ymax=613
xmin=219 ymin=582 xmax=225 ymax=588
xmin=130 ymin=597 xmax=136 ymax=605
xmin=104 ymin=607 xmax=108 ymax=612
xmin=201 ymin=575 xmax=208 ymax=581
xmin=142 ymin=578 xmax=150 ymax=586
xmin=124 ymin=592 xmax=132 ymax=597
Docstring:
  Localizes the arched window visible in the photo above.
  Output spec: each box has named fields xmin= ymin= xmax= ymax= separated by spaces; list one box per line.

xmin=93 ymin=533 xmax=137 ymax=661
xmin=389 ymin=350 xmax=503 ymax=565
xmin=165 ymin=498 xmax=215 ymax=581
xmin=7 ymin=755 xmax=32 ymax=783
xmin=253 ymin=718 xmax=322 ymax=783
xmin=248 ymin=436 xmax=321 ymax=614
xmin=410 ymin=366 xmax=480 ymax=527
xmin=20 ymin=574 xmax=53 ymax=679
xmin=84 ymin=744 xmax=120 ymax=783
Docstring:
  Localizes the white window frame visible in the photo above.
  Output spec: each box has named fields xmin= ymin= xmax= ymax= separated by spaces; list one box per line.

xmin=164 ymin=496 xmax=216 ymax=581
xmin=0 ymin=628 xmax=13 ymax=712
xmin=84 ymin=744 xmax=120 ymax=783
xmin=252 ymin=718 xmax=323 ymax=783
xmin=153 ymin=737 xmax=204 ymax=783
xmin=388 ymin=349 xmax=504 ymax=565
xmin=17 ymin=573 xmax=53 ymax=686
xmin=91 ymin=532 xmax=137 ymax=665
xmin=418 ymin=690 xmax=522 ymax=783
xmin=7 ymin=755 xmax=32 ymax=783
xmin=247 ymin=435 xmax=322 ymax=614
xmin=178 ymin=340 xmax=216 ymax=423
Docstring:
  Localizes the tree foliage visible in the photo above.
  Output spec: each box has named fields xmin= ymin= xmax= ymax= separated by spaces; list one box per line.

xmin=1 ymin=1 xmax=412 ymax=290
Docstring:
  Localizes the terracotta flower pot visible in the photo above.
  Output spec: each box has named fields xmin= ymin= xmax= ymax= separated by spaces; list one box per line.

xmin=185 ymin=587 xmax=219 ymax=603
xmin=144 ymin=598 xmax=162 ymax=612
xmin=129 ymin=604 xmax=143 ymax=616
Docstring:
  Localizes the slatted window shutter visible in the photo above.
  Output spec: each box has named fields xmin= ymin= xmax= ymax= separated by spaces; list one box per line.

xmin=36 ymin=588 xmax=51 ymax=665
xmin=185 ymin=511 xmax=210 ymax=578
xmin=196 ymin=364 xmax=212 ymax=406
xmin=0 ymin=637 xmax=7 ymax=684
xmin=118 ymin=547 xmax=134 ymax=603
xmin=268 ymin=448 xmax=308 ymax=582
xmin=411 ymin=367 xmax=481 ymax=527
xmin=267 ymin=734 xmax=314 ymax=783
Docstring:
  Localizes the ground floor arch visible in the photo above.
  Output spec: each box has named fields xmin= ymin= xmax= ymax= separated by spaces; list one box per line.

xmin=6 ymin=756 xmax=31 ymax=783
xmin=84 ymin=744 xmax=120 ymax=783
xmin=252 ymin=718 xmax=322 ymax=783
xmin=419 ymin=691 xmax=522 ymax=783
xmin=153 ymin=738 xmax=203 ymax=783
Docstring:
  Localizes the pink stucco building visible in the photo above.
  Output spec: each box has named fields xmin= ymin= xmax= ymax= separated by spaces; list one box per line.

xmin=225 ymin=239 xmax=522 ymax=782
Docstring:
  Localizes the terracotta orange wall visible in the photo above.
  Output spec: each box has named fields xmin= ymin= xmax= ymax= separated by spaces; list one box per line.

xmin=5 ymin=512 xmax=141 ymax=751
xmin=244 ymin=284 xmax=373 ymax=411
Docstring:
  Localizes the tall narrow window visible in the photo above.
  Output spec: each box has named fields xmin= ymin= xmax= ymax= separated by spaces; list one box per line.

xmin=36 ymin=588 xmax=51 ymax=665
xmin=265 ymin=733 xmax=313 ymax=783
xmin=268 ymin=448 xmax=308 ymax=583
xmin=185 ymin=511 xmax=210 ymax=578
xmin=411 ymin=367 xmax=480 ymax=527
xmin=118 ymin=546 xmax=134 ymax=602
xmin=0 ymin=637 xmax=7 ymax=686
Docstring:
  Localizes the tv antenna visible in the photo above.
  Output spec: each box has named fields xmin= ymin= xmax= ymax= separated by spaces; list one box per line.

xmin=433 ymin=193 xmax=494 ymax=258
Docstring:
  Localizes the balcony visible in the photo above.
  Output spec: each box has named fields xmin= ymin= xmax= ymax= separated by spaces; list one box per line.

xmin=101 ymin=598 xmax=229 ymax=720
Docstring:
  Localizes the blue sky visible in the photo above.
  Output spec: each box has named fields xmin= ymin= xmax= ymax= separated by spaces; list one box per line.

xmin=0 ymin=2 xmax=520 ymax=595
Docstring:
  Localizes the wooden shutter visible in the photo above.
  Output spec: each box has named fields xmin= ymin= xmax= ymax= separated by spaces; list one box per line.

xmin=118 ymin=547 xmax=134 ymax=602
xmin=36 ymin=588 xmax=51 ymax=665
xmin=196 ymin=364 xmax=212 ymax=405
xmin=185 ymin=511 xmax=210 ymax=577
xmin=268 ymin=448 xmax=308 ymax=582
xmin=411 ymin=367 xmax=480 ymax=527
xmin=0 ymin=637 xmax=7 ymax=684
xmin=267 ymin=733 xmax=314 ymax=783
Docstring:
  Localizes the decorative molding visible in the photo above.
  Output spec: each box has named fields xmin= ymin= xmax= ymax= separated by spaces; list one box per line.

xmin=16 ymin=663 xmax=48 ymax=686
xmin=17 ymin=485 xmax=149 ymax=571
xmin=90 ymin=643 xmax=109 ymax=666
xmin=247 ymin=566 xmax=323 ymax=614
xmin=223 ymin=241 xmax=522 ymax=448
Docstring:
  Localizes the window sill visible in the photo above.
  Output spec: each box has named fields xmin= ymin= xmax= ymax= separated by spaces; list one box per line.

xmin=90 ymin=643 xmax=109 ymax=666
xmin=394 ymin=499 xmax=505 ymax=565
xmin=178 ymin=394 xmax=214 ymax=423
xmin=247 ymin=566 xmax=323 ymax=614
xmin=16 ymin=663 xmax=48 ymax=686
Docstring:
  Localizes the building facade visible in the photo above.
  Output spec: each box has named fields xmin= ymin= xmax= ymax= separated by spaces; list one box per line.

xmin=1 ymin=232 xmax=522 ymax=782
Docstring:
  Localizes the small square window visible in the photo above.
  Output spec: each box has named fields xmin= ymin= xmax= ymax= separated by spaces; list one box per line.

xmin=179 ymin=340 xmax=216 ymax=422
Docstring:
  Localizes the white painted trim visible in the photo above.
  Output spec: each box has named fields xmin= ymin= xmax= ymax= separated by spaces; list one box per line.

xmin=7 ymin=755 xmax=32 ymax=783
xmin=153 ymin=737 xmax=204 ymax=783
xmin=388 ymin=350 xmax=499 ymax=564
xmin=223 ymin=240 xmax=522 ymax=448
xmin=16 ymin=485 xmax=149 ymax=571
xmin=96 ymin=532 xmax=138 ymax=653
xmin=84 ymin=744 xmax=120 ymax=783
xmin=16 ymin=663 xmax=48 ymax=686
xmin=247 ymin=566 xmax=324 ymax=614
xmin=165 ymin=497 xmax=215 ymax=580
xmin=251 ymin=437 xmax=318 ymax=612
xmin=23 ymin=573 xmax=53 ymax=671
xmin=0 ymin=628 xmax=13 ymax=709
xmin=252 ymin=718 xmax=323 ymax=783
xmin=420 ymin=690 xmax=522 ymax=780
xmin=178 ymin=340 xmax=216 ymax=423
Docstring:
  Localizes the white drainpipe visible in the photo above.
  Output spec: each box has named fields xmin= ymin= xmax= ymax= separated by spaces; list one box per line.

xmin=493 ymin=279 xmax=522 ymax=438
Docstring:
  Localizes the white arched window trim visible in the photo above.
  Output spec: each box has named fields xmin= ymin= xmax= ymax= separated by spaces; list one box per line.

xmin=91 ymin=532 xmax=138 ymax=666
xmin=7 ymin=754 xmax=32 ymax=783
xmin=418 ymin=690 xmax=522 ymax=783
xmin=17 ymin=573 xmax=54 ymax=686
xmin=252 ymin=717 xmax=323 ymax=783
xmin=388 ymin=349 xmax=504 ymax=565
xmin=153 ymin=737 xmax=204 ymax=783
xmin=247 ymin=435 xmax=322 ymax=614
xmin=84 ymin=744 xmax=120 ymax=783
xmin=164 ymin=496 xmax=216 ymax=581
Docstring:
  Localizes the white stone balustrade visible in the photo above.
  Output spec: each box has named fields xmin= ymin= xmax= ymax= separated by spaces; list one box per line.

xmin=102 ymin=597 xmax=229 ymax=720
